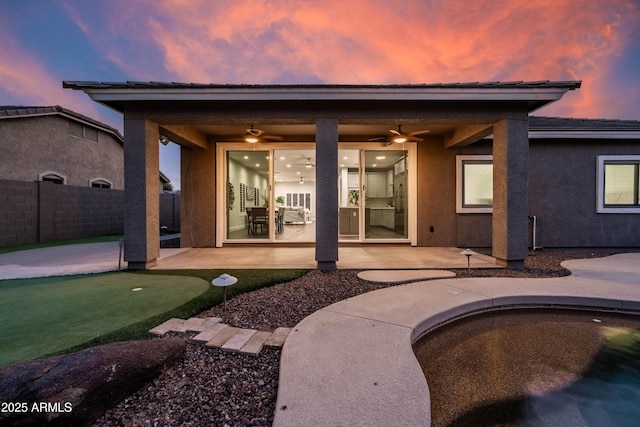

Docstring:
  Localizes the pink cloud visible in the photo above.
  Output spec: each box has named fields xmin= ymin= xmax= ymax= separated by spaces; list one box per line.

xmin=113 ymin=0 xmax=637 ymax=119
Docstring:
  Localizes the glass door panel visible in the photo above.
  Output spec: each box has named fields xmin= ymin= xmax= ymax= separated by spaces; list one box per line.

xmin=226 ymin=150 xmax=270 ymax=240
xmin=364 ymin=149 xmax=408 ymax=240
xmin=273 ymin=148 xmax=316 ymax=242
xmin=338 ymin=149 xmax=360 ymax=240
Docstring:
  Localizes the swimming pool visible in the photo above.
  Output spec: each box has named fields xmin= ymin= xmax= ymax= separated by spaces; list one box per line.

xmin=413 ymin=308 xmax=640 ymax=427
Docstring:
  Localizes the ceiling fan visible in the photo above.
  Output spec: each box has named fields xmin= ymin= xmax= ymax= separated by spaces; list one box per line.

xmin=369 ymin=125 xmax=429 ymax=145
xmin=293 ymin=157 xmax=315 ymax=168
xmin=242 ymin=125 xmax=284 ymax=143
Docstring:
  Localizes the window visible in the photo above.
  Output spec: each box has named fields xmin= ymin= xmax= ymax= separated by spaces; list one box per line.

xmin=456 ymin=155 xmax=493 ymax=213
xmin=90 ymin=178 xmax=112 ymax=189
xmin=68 ymin=120 xmax=99 ymax=142
xmin=39 ymin=171 xmax=66 ymax=185
xmin=597 ymin=155 xmax=640 ymax=213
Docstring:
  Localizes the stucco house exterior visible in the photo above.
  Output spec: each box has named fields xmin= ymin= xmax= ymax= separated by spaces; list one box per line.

xmin=63 ymin=81 xmax=640 ymax=270
xmin=0 ymin=105 xmax=125 ymax=189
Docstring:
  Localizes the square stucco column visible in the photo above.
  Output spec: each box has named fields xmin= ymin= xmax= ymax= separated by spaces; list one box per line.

xmin=180 ymin=144 xmax=215 ymax=247
xmin=124 ymin=118 xmax=160 ymax=269
xmin=492 ymin=118 xmax=529 ymax=269
xmin=315 ymin=119 xmax=339 ymax=271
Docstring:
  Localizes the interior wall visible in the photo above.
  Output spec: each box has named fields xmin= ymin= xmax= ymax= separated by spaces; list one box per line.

xmin=274 ymin=180 xmax=316 ymax=220
xmin=227 ymin=158 xmax=269 ymax=232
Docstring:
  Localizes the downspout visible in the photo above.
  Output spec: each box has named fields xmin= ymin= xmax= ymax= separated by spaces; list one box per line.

xmin=529 ymin=215 xmax=539 ymax=251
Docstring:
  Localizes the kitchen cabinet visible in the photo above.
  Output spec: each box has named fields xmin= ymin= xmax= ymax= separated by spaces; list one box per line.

xmin=347 ymin=172 xmax=359 ymax=189
xmin=369 ymin=207 xmax=394 ymax=229
xmin=339 ymin=207 xmax=359 ymax=235
xmin=366 ymin=173 xmax=387 ymax=197
xmin=386 ymin=170 xmax=393 ymax=197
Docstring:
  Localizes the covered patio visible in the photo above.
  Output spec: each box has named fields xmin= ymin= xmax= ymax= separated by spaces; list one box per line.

xmin=154 ymin=246 xmax=499 ymax=270
xmin=64 ymin=80 xmax=581 ymax=271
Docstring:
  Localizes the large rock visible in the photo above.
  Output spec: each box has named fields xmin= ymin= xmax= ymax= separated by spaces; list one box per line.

xmin=0 ymin=337 xmax=186 ymax=426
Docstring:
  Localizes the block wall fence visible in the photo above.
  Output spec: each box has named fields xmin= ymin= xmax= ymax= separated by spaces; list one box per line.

xmin=0 ymin=179 xmax=179 ymax=247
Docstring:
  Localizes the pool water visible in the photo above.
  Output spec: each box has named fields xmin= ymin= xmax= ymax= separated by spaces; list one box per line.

xmin=412 ymin=309 xmax=640 ymax=427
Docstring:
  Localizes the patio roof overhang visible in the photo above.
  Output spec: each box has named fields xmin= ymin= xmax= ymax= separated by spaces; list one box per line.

xmin=63 ymin=80 xmax=581 ymax=149
xmin=64 ymin=80 xmax=581 ymax=112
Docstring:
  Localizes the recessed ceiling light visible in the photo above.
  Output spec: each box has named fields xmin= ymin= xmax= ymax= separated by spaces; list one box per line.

xmin=280 ymin=156 xmax=286 ymax=160
xmin=286 ymin=164 xmax=291 ymax=168
xmin=376 ymin=156 xmax=386 ymax=160
xmin=343 ymin=156 xmax=348 ymax=160
xmin=255 ymin=163 xmax=260 ymax=167
xmin=372 ymin=164 xmax=377 ymax=167
xmin=244 ymin=155 xmax=249 ymax=160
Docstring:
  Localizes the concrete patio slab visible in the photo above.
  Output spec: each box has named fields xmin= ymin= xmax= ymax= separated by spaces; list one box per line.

xmin=0 ymin=243 xmax=499 ymax=278
xmin=273 ymin=253 xmax=640 ymax=427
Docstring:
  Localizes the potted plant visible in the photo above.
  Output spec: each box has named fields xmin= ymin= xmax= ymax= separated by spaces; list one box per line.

xmin=276 ymin=195 xmax=285 ymax=206
xmin=348 ymin=190 xmax=359 ymax=206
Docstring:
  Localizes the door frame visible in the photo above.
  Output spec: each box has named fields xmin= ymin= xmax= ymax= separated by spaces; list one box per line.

xmin=216 ymin=142 xmax=316 ymax=246
xmin=338 ymin=142 xmax=417 ymax=245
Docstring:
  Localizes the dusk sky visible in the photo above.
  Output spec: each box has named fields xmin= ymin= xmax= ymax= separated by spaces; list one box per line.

xmin=2 ymin=0 xmax=639 ymax=189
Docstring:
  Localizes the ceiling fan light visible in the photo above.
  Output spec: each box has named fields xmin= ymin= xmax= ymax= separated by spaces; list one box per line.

xmin=305 ymin=164 xmax=312 ymax=168
xmin=245 ymin=136 xmax=259 ymax=143
xmin=394 ymin=136 xmax=407 ymax=143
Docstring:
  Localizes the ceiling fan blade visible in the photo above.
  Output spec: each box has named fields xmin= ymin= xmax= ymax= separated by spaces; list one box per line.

xmin=407 ymin=135 xmax=425 ymax=142
xmin=262 ymin=134 xmax=284 ymax=141
xmin=368 ymin=136 xmax=387 ymax=142
xmin=389 ymin=129 xmax=402 ymax=136
xmin=246 ymin=128 xmax=264 ymax=136
xmin=409 ymin=129 xmax=430 ymax=136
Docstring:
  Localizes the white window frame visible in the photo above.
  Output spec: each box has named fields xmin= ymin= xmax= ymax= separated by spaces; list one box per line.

xmin=456 ymin=155 xmax=493 ymax=213
xmin=89 ymin=178 xmax=113 ymax=189
xmin=597 ymin=155 xmax=640 ymax=213
xmin=39 ymin=171 xmax=67 ymax=185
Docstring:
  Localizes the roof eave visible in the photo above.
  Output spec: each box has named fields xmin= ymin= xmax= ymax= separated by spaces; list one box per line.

xmin=64 ymin=81 xmax=580 ymax=114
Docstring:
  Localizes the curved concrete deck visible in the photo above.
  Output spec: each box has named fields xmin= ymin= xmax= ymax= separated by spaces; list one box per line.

xmin=273 ymin=253 xmax=640 ymax=427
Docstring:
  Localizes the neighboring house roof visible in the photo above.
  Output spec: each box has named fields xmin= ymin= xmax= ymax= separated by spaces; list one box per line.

xmin=528 ymin=116 xmax=640 ymax=139
xmin=0 ymin=105 xmax=124 ymax=143
xmin=159 ymin=170 xmax=170 ymax=184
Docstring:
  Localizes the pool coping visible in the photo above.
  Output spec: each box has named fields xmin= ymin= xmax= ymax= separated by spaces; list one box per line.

xmin=273 ymin=253 xmax=640 ymax=427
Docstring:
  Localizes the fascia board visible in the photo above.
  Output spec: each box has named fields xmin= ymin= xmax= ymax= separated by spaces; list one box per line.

xmin=82 ymin=87 xmax=571 ymax=103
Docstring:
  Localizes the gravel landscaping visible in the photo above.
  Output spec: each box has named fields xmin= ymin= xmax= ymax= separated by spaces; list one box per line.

xmin=94 ymin=248 xmax=631 ymax=426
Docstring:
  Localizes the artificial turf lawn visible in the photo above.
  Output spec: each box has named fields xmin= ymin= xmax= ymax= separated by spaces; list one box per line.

xmin=0 ymin=272 xmax=207 ymax=368
xmin=0 ymin=268 xmax=307 ymax=369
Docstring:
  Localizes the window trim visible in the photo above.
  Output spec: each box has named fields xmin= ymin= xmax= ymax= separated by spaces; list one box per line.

xmin=456 ymin=155 xmax=493 ymax=213
xmin=39 ymin=171 xmax=66 ymax=185
xmin=89 ymin=178 xmax=113 ymax=189
xmin=597 ymin=155 xmax=640 ymax=213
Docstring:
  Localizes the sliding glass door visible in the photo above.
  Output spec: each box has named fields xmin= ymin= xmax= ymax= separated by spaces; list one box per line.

xmin=226 ymin=150 xmax=270 ymax=240
xmin=222 ymin=144 xmax=316 ymax=243
xmin=338 ymin=145 xmax=412 ymax=242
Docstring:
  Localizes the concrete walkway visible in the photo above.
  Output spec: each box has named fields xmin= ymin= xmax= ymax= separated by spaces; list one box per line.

xmin=273 ymin=253 xmax=640 ymax=427
xmin=0 ymin=241 xmax=124 ymax=279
